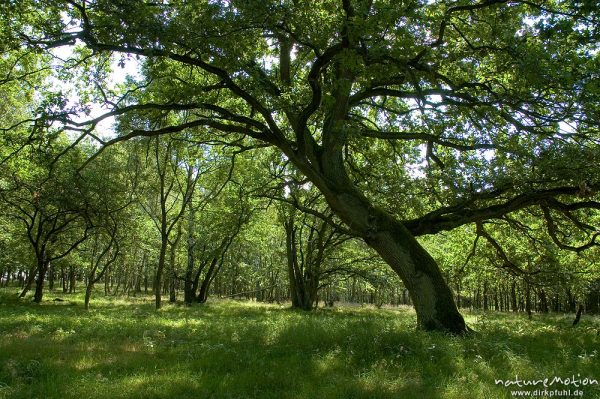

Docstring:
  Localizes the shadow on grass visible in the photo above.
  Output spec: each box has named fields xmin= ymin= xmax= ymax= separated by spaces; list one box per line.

xmin=1 ymin=291 xmax=599 ymax=399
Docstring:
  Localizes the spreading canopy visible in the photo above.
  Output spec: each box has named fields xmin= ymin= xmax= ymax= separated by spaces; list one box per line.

xmin=6 ymin=0 xmax=598 ymax=242
xmin=2 ymin=0 xmax=600 ymax=332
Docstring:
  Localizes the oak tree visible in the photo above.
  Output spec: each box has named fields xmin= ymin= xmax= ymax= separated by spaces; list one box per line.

xmin=6 ymin=0 xmax=600 ymax=332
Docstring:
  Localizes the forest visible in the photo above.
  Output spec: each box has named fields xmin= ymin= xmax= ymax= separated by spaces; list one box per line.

xmin=0 ymin=0 xmax=599 ymax=398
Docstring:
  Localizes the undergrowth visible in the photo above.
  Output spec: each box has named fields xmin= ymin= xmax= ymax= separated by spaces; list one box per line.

xmin=0 ymin=289 xmax=598 ymax=399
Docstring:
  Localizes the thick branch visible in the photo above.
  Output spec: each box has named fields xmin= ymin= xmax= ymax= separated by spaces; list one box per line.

xmin=476 ymin=221 xmax=535 ymax=276
xmin=541 ymin=206 xmax=599 ymax=253
xmin=360 ymin=129 xmax=496 ymax=151
xmin=80 ymin=118 xmax=265 ymax=170
xmin=405 ymin=184 xmax=600 ymax=236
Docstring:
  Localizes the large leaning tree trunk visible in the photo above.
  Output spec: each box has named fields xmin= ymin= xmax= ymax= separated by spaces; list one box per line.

xmin=272 ymin=32 xmax=467 ymax=332
xmin=284 ymin=144 xmax=466 ymax=333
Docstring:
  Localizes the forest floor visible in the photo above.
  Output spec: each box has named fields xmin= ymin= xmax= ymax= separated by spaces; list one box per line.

xmin=0 ymin=288 xmax=599 ymax=399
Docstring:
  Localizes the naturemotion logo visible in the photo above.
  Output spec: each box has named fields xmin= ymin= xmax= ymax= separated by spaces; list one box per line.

xmin=495 ymin=375 xmax=598 ymax=389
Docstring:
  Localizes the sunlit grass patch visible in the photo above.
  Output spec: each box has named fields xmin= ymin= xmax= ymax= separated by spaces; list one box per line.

xmin=1 ymin=289 xmax=599 ymax=399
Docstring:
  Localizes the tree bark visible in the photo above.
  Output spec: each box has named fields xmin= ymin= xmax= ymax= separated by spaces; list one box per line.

xmin=566 ymin=288 xmax=576 ymax=313
xmin=368 ymin=221 xmax=466 ymax=332
xmin=525 ymin=283 xmax=532 ymax=320
xmin=48 ymin=263 xmax=54 ymax=291
xmin=168 ymin=235 xmax=179 ymax=303
xmin=69 ymin=265 xmax=76 ymax=293
xmin=197 ymin=257 xmax=218 ymax=303
xmin=84 ymin=276 xmax=94 ymax=310
xmin=573 ymin=304 xmax=583 ymax=325
xmin=33 ymin=254 xmax=49 ymax=303
xmin=282 ymin=130 xmax=467 ymax=332
xmin=483 ymin=281 xmax=489 ymax=311
xmin=155 ymin=233 xmax=168 ymax=309
xmin=19 ymin=266 xmax=37 ymax=298
xmin=189 ymin=259 xmax=207 ymax=302
xmin=324 ymin=188 xmax=465 ymax=331
xmin=511 ymin=281 xmax=518 ymax=312
xmin=284 ymin=218 xmax=320 ymax=311
xmin=539 ymin=289 xmax=549 ymax=313
xmin=184 ymin=203 xmax=196 ymax=305
xmin=62 ymin=266 xmax=68 ymax=293
xmin=284 ymin=220 xmax=301 ymax=308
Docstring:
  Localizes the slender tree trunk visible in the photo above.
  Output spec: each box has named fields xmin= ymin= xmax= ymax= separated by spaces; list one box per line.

xmin=197 ymin=257 xmax=218 ymax=303
xmin=169 ymin=224 xmax=182 ymax=303
xmin=19 ymin=266 xmax=37 ymax=298
xmin=48 ymin=263 xmax=54 ymax=291
xmin=62 ymin=266 xmax=68 ymax=293
xmin=539 ymin=289 xmax=548 ymax=313
xmin=33 ymin=254 xmax=49 ymax=303
xmin=573 ymin=304 xmax=584 ymax=325
xmin=168 ymin=263 xmax=176 ymax=302
xmin=155 ymin=233 xmax=168 ymax=309
xmin=284 ymin=220 xmax=302 ymax=308
xmin=85 ymin=250 xmax=96 ymax=309
xmin=483 ymin=281 xmax=489 ymax=311
xmin=184 ymin=258 xmax=195 ymax=304
xmin=104 ymin=266 xmax=111 ymax=296
xmin=511 ymin=281 xmax=518 ymax=312
xmin=494 ymin=289 xmax=499 ymax=311
xmin=284 ymin=216 xmax=324 ymax=311
xmin=169 ymin=274 xmax=177 ymax=303
xmin=135 ymin=255 xmax=144 ymax=296
xmin=184 ymin=204 xmax=196 ymax=305
xmin=113 ymin=274 xmax=121 ymax=295
xmin=190 ymin=260 xmax=206 ymax=301
xmin=566 ymin=288 xmax=576 ymax=313
xmin=84 ymin=277 xmax=94 ymax=310
xmin=69 ymin=265 xmax=76 ymax=293
xmin=525 ymin=283 xmax=532 ymax=320
xmin=552 ymin=293 xmax=560 ymax=312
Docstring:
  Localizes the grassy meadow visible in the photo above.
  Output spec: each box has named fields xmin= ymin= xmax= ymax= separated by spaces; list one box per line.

xmin=0 ymin=288 xmax=599 ymax=399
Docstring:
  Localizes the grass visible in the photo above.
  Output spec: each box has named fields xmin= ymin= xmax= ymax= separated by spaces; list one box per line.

xmin=0 ymin=288 xmax=599 ymax=399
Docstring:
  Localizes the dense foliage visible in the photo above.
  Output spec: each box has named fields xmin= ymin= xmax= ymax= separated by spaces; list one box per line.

xmin=0 ymin=0 xmax=599 ymax=332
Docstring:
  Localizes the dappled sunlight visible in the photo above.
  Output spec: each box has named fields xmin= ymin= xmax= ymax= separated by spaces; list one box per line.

xmin=67 ymin=369 xmax=204 ymax=399
xmin=72 ymin=356 xmax=106 ymax=372
xmin=1 ymin=0 xmax=599 ymax=394
xmin=1 ymin=294 xmax=599 ymax=398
